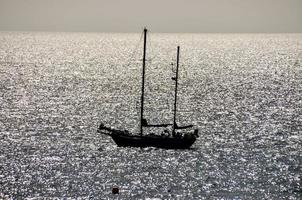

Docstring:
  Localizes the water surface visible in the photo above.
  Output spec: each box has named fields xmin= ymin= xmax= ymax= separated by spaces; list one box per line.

xmin=0 ymin=32 xmax=301 ymax=199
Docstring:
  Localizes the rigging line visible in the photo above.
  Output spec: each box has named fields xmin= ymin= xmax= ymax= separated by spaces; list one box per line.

xmin=146 ymin=30 xmax=158 ymax=63
xmin=124 ymin=31 xmax=144 ymax=68
xmin=147 ymin=30 xmax=154 ymax=60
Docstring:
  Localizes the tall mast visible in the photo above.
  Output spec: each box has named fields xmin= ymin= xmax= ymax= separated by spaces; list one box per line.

xmin=140 ymin=28 xmax=147 ymax=136
xmin=173 ymin=46 xmax=180 ymax=136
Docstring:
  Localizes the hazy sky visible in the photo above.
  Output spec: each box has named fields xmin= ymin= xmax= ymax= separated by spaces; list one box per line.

xmin=0 ymin=0 xmax=301 ymax=33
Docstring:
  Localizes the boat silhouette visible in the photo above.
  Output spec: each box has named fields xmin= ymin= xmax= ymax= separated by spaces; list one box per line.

xmin=97 ymin=28 xmax=198 ymax=149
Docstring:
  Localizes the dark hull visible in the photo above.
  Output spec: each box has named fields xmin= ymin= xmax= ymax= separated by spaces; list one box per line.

xmin=110 ymin=133 xmax=196 ymax=149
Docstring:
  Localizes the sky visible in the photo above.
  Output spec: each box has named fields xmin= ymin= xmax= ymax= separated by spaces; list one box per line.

xmin=0 ymin=0 xmax=301 ymax=33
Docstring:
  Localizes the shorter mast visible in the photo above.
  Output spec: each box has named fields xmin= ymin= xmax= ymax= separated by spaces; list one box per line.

xmin=140 ymin=28 xmax=147 ymax=136
xmin=172 ymin=46 xmax=180 ymax=136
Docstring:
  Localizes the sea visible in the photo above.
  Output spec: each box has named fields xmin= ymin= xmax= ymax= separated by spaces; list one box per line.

xmin=0 ymin=32 xmax=301 ymax=199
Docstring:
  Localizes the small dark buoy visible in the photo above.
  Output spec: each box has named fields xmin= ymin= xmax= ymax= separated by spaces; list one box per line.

xmin=112 ymin=187 xmax=119 ymax=194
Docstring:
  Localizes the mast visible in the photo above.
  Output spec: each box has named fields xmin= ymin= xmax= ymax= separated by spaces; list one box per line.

xmin=173 ymin=46 xmax=180 ymax=136
xmin=140 ymin=28 xmax=147 ymax=136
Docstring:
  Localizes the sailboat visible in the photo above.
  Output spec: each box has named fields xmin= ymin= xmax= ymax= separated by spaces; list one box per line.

xmin=97 ymin=28 xmax=199 ymax=149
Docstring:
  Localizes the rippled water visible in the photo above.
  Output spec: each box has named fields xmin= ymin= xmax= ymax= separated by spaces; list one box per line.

xmin=0 ymin=32 xmax=301 ymax=199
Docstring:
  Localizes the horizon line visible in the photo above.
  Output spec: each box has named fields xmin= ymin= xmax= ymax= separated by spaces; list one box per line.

xmin=1 ymin=30 xmax=302 ymax=34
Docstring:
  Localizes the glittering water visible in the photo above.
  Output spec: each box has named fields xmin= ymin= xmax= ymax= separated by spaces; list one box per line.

xmin=0 ymin=32 xmax=301 ymax=199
